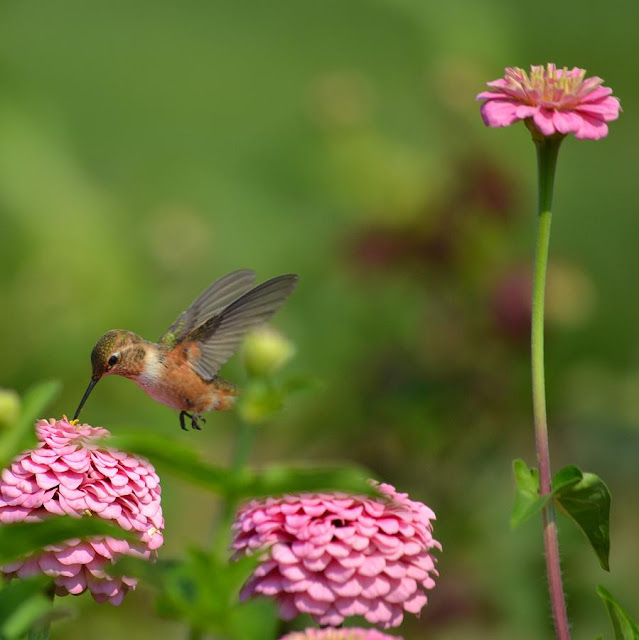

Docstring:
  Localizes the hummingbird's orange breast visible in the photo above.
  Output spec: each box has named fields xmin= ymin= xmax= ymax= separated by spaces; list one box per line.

xmin=129 ymin=342 xmax=239 ymax=414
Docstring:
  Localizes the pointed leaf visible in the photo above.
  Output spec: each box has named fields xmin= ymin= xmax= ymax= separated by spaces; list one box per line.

xmin=511 ymin=459 xmax=550 ymax=529
xmin=554 ymin=467 xmax=611 ymax=571
xmin=238 ymin=463 xmax=374 ymax=500
xmin=0 ymin=518 xmax=135 ymax=565
xmin=597 ymin=585 xmax=639 ymax=640
xmin=552 ymin=465 xmax=583 ymax=492
xmin=0 ymin=381 xmax=61 ymax=469
xmin=108 ymin=433 xmax=235 ymax=494
xmin=110 ymin=433 xmax=373 ymax=500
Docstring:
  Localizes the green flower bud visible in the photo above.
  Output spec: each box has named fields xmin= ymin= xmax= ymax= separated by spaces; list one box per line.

xmin=242 ymin=327 xmax=295 ymax=378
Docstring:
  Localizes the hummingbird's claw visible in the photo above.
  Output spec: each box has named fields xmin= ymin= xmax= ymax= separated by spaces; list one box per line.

xmin=179 ymin=410 xmax=204 ymax=431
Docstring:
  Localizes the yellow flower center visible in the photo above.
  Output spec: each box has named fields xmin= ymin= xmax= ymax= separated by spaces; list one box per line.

xmin=504 ymin=64 xmax=598 ymax=109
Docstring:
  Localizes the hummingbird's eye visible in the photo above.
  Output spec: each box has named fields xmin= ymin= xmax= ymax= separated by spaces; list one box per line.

xmin=107 ymin=354 xmax=119 ymax=367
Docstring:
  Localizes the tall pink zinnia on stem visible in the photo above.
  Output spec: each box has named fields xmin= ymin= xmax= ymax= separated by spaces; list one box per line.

xmin=477 ymin=64 xmax=620 ymax=640
xmin=232 ymin=483 xmax=440 ymax=629
xmin=0 ymin=418 xmax=164 ymax=605
xmin=476 ymin=64 xmax=620 ymax=140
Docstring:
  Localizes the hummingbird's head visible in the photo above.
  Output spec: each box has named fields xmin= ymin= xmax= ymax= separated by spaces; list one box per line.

xmin=90 ymin=330 xmax=126 ymax=379
xmin=73 ymin=330 xmax=143 ymax=421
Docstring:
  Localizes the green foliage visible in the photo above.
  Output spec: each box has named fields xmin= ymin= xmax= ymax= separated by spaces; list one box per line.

xmin=237 ymin=374 xmax=318 ymax=425
xmin=0 ymin=577 xmax=68 ymax=640
xmin=239 ymin=462 xmax=375 ymax=499
xmin=108 ymin=432 xmax=237 ymax=494
xmin=511 ymin=461 xmax=611 ymax=571
xmin=0 ymin=381 xmax=61 ymax=470
xmin=0 ymin=389 xmax=20 ymax=431
xmin=0 ymin=519 xmax=136 ymax=566
xmin=109 ymin=431 xmax=373 ymax=499
xmin=510 ymin=459 xmax=549 ymax=528
xmin=237 ymin=379 xmax=286 ymax=424
xmin=554 ymin=467 xmax=611 ymax=572
xmin=597 ymin=586 xmax=639 ymax=640
xmin=115 ymin=550 xmax=277 ymax=640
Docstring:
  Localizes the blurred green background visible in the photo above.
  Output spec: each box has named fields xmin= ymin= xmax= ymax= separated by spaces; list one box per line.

xmin=1 ymin=0 xmax=639 ymax=638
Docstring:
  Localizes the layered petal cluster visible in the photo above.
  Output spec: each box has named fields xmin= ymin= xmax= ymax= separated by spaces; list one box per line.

xmin=232 ymin=483 xmax=440 ymax=628
xmin=0 ymin=418 xmax=164 ymax=605
xmin=476 ymin=64 xmax=620 ymax=140
xmin=280 ymin=628 xmax=402 ymax=640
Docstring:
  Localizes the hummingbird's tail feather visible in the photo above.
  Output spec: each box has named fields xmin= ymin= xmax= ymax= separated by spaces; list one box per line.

xmin=188 ymin=274 xmax=299 ymax=381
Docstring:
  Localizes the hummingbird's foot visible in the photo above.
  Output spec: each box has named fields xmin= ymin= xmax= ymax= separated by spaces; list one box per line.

xmin=179 ymin=411 xmax=205 ymax=430
xmin=191 ymin=413 xmax=205 ymax=430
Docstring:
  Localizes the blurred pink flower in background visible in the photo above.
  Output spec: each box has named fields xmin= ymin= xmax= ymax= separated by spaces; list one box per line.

xmin=280 ymin=627 xmax=402 ymax=640
xmin=232 ymin=483 xmax=440 ymax=628
xmin=0 ymin=418 xmax=164 ymax=605
xmin=476 ymin=64 xmax=620 ymax=140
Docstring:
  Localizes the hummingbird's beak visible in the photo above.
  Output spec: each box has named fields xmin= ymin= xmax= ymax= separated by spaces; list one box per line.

xmin=73 ymin=377 xmax=100 ymax=421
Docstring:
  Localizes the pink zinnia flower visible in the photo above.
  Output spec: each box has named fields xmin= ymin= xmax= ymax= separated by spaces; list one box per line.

xmin=280 ymin=628 xmax=402 ymax=640
xmin=232 ymin=483 xmax=440 ymax=628
xmin=476 ymin=64 xmax=620 ymax=140
xmin=0 ymin=418 xmax=164 ymax=605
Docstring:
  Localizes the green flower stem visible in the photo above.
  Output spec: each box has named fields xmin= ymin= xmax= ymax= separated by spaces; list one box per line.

xmin=27 ymin=585 xmax=54 ymax=640
xmin=212 ymin=417 xmax=256 ymax=558
xmin=231 ymin=418 xmax=256 ymax=475
xmin=531 ymin=135 xmax=570 ymax=640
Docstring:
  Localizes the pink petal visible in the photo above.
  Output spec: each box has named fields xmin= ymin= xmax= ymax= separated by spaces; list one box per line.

xmin=271 ymin=543 xmax=298 ymax=565
xmin=552 ymin=111 xmax=582 ymax=135
xmin=35 ymin=471 xmax=59 ymax=490
xmin=480 ymin=100 xmax=521 ymax=128
xmin=575 ymin=113 xmax=609 ymax=140
xmin=360 ymin=574 xmax=391 ymax=599
xmin=294 ymin=592 xmax=330 ymax=616
xmin=307 ymin=578 xmax=336 ymax=603
xmin=56 ymin=543 xmax=95 ymax=565
xmin=532 ymin=108 xmax=557 ymax=136
xmin=358 ymin=554 xmax=386 ymax=577
xmin=403 ymin=589 xmax=427 ymax=613
xmin=331 ymin=576 xmax=363 ymax=598
xmin=386 ymin=576 xmax=417 ymax=603
xmin=334 ymin=596 xmax=369 ymax=617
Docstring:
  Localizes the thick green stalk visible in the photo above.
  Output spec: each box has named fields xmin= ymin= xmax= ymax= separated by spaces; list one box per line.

xmin=531 ymin=134 xmax=570 ymax=640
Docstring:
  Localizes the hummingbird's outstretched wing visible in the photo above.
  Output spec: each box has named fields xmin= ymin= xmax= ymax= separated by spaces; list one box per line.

xmin=160 ymin=269 xmax=256 ymax=348
xmin=185 ymin=274 xmax=299 ymax=381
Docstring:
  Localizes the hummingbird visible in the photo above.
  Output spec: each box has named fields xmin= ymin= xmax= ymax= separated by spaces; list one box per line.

xmin=73 ymin=269 xmax=298 ymax=430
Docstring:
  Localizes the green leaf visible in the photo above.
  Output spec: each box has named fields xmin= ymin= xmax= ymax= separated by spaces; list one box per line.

xmin=108 ymin=433 xmax=235 ymax=494
xmin=227 ymin=598 xmax=278 ymax=640
xmin=554 ymin=467 xmax=611 ymax=571
xmin=597 ymin=585 xmax=639 ymax=640
xmin=0 ymin=381 xmax=61 ymax=469
xmin=115 ymin=549 xmax=276 ymax=639
xmin=0 ymin=518 xmax=136 ymax=565
xmin=237 ymin=463 xmax=374 ymax=500
xmin=0 ymin=577 xmax=71 ymax=640
xmin=552 ymin=465 xmax=583 ymax=492
xmin=109 ymin=433 xmax=374 ymax=500
xmin=510 ymin=459 xmax=550 ymax=529
xmin=0 ymin=577 xmax=52 ymax=640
